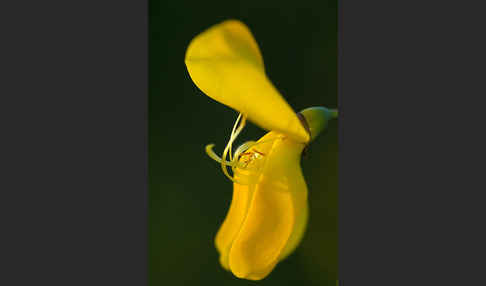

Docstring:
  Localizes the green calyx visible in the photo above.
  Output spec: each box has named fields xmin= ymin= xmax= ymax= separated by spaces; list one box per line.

xmin=299 ymin=106 xmax=338 ymax=142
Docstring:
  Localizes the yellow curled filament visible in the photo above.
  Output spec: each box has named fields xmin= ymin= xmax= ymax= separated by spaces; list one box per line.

xmin=205 ymin=113 xmax=274 ymax=185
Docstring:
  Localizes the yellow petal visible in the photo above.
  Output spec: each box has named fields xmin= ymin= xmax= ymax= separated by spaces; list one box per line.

xmin=228 ymin=181 xmax=295 ymax=280
xmin=214 ymin=183 xmax=254 ymax=270
xmin=278 ymin=198 xmax=308 ymax=260
xmin=227 ymin=133 xmax=308 ymax=280
xmin=214 ymin=131 xmax=281 ymax=269
xmin=185 ymin=20 xmax=310 ymax=143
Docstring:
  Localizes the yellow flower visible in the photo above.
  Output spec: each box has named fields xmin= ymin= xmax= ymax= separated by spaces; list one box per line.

xmin=185 ymin=19 xmax=337 ymax=280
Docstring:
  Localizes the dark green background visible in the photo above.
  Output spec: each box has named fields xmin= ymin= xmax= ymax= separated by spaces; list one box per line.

xmin=149 ymin=1 xmax=338 ymax=285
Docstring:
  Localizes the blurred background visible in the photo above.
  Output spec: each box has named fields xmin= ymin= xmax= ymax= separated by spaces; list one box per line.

xmin=149 ymin=1 xmax=337 ymax=285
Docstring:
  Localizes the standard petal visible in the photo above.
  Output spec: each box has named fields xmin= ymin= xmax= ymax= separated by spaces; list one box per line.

xmin=227 ymin=134 xmax=307 ymax=280
xmin=185 ymin=20 xmax=310 ymax=143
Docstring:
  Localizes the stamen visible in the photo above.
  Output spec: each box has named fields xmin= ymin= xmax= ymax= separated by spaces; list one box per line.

xmin=206 ymin=143 xmax=253 ymax=185
xmin=205 ymin=144 xmax=236 ymax=166
xmin=204 ymin=113 xmax=284 ymax=185
xmin=220 ymin=113 xmax=247 ymax=182
xmin=233 ymin=140 xmax=256 ymax=169
xmin=228 ymin=113 xmax=242 ymax=161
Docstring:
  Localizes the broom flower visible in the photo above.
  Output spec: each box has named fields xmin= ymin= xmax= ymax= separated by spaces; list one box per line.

xmin=185 ymin=19 xmax=337 ymax=280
